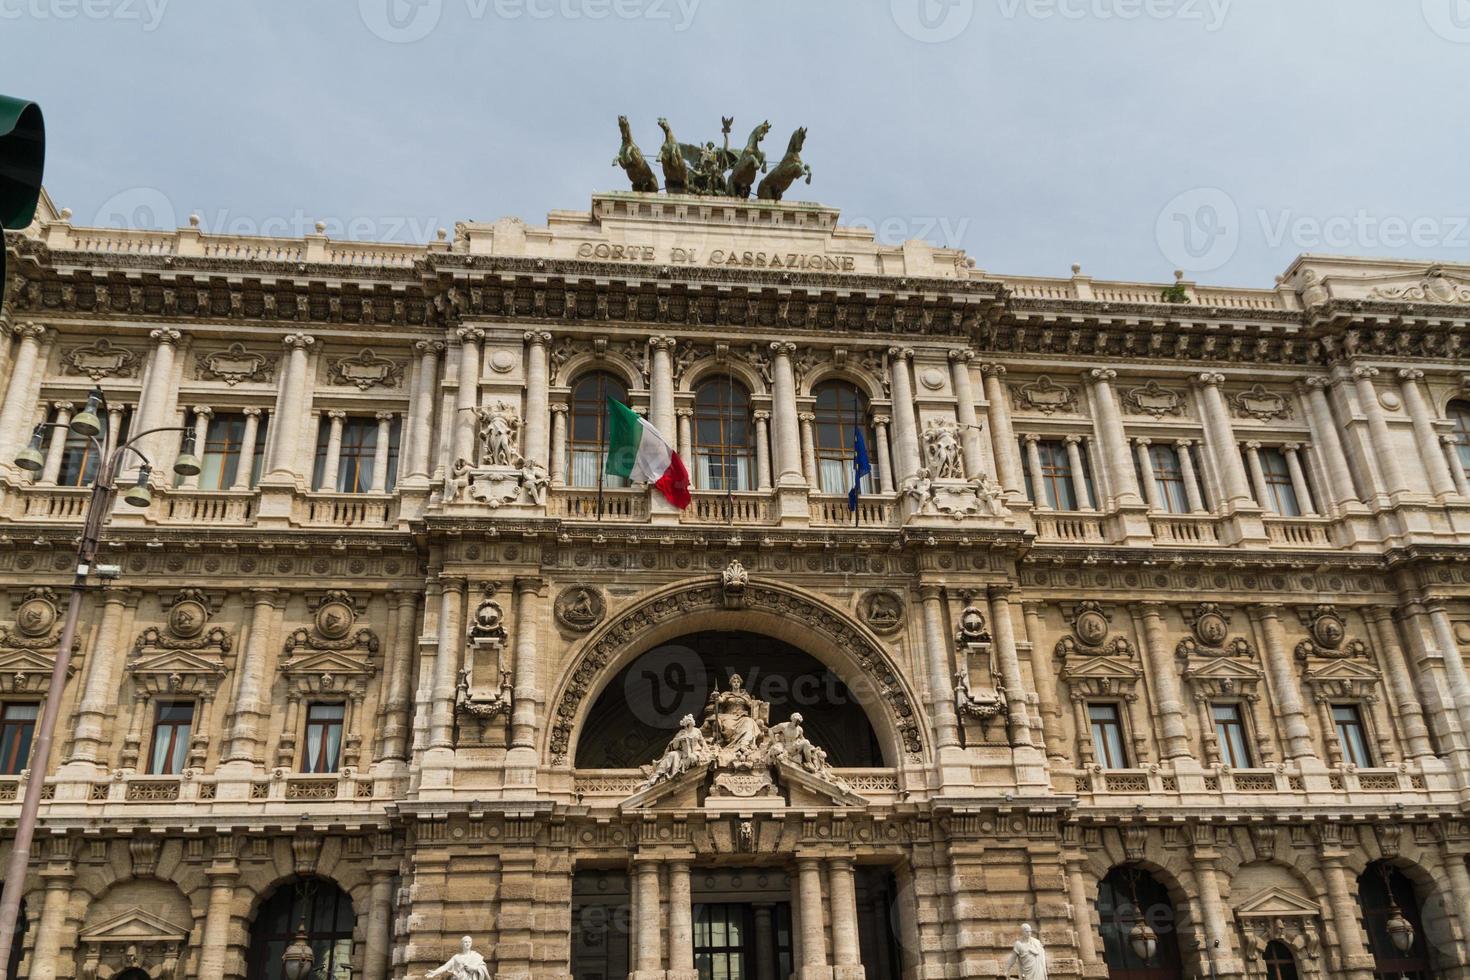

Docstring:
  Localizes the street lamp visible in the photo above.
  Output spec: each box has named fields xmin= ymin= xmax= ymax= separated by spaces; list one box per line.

xmin=281 ymin=924 xmax=316 ymax=980
xmin=0 ymin=386 xmax=196 ymax=978
xmin=1129 ymin=919 xmax=1158 ymax=962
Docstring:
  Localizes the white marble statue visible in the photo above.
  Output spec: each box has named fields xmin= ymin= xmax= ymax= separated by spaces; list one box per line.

xmin=425 ymin=936 xmax=490 ymax=980
xmin=1003 ymin=924 xmax=1047 ymax=980
xmin=641 ymin=713 xmax=709 ymax=788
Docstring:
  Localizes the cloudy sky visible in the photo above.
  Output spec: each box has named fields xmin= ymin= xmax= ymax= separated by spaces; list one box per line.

xmin=5 ymin=0 xmax=1467 ymax=286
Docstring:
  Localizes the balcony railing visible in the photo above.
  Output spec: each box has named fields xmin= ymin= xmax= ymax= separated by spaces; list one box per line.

xmin=681 ymin=491 xmax=775 ymax=525
xmin=547 ymin=488 xmax=649 ymax=522
xmin=1149 ymin=513 xmax=1221 ymax=545
xmin=295 ymin=492 xmax=396 ymax=528
xmin=1263 ymin=516 xmax=1333 ymax=548
xmin=155 ymin=489 xmax=258 ymax=525
xmin=810 ymin=495 xmax=896 ymax=527
xmin=1032 ymin=511 xmax=1108 ymax=544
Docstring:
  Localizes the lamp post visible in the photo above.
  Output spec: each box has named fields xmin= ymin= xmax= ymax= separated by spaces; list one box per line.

xmin=0 ymin=386 xmax=197 ymax=978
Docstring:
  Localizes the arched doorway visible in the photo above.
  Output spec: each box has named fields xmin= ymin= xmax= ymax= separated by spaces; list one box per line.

xmin=245 ymin=877 xmax=355 ymax=980
xmin=575 ymin=630 xmax=884 ymax=769
xmin=1097 ymin=867 xmax=1185 ymax=980
xmin=1358 ymin=862 xmax=1436 ymax=980
xmin=115 ymin=970 xmax=152 ymax=980
xmin=1262 ymin=941 xmax=1299 ymax=980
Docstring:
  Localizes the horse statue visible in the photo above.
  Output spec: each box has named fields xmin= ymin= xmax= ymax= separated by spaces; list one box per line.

xmin=726 ymin=120 xmax=771 ymax=199
xmin=613 ymin=115 xmax=657 ymax=193
xmin=656 ymin=117 xmax=689 ymax=195
xmin=757 ymin=127 xmax=812 ymax=201
xmin=684 ymin=115 xmax=736 ymax=196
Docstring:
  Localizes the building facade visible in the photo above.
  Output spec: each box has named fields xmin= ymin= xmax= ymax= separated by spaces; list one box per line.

xmin=0 ymin=188 xmax=1468 ymax=980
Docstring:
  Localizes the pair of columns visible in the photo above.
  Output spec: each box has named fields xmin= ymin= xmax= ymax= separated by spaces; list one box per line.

xmin=313 ymin=409 xmax=397 ymax=492
xmin=1240 ymin=441 xmax=1316 ymax=516
xmin=629 ymin=855 xmax=865 ymax=980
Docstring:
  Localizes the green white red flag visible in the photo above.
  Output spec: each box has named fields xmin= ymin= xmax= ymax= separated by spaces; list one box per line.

xmin=604 ymin=397 xmax=691 ymax=509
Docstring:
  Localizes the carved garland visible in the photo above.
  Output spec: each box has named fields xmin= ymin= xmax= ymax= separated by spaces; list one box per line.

xmin=549 ymin=581 xmax=924 ymax=765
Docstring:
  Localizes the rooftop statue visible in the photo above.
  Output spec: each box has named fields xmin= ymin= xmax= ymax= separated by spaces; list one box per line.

xmin=614 ymin=116 xmax=807 ymax=200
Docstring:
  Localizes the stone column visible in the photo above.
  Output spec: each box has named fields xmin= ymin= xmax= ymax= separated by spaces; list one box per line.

xmin=796 ymin=856 xmax=829 ymax=976
xmin=363 ymin=869 xmax=395 ymax=980
xmin=667 ymin=860 xmax=695 ymax=980
xmin=105 ymin=404 xmax=126 ymax=456
xmin=136 ymin=328 xmax=183 ymax=474
xmin=0 ymin=322 xmax=45 ymax=469
xmin=1398 ymin=602 xmax=1468 ymax=755
xmin=1317 ymin=845 xmax=1375 ymax=980
xmin=919 ymin=585 xmax=961 ymax=750
xmin=770 ymin=343 xmax=805 ymax=486
xmin=871 ymin=415 xmax=893 ymax=493
xmin=1243 ymin=441 xmax=1270 ymax=510
xmin=267 ymin=333 xmax=314 ymax=480
xmin=223 ymin=590 xmax=279 ymax=765
xmin=1088 ymin=368 xmax=1143 ymax=505
xmin=753 ymin=410 xmax=772 ymax=490
xmin=1021 ymin=602 xmax=1068 ymax=762
xmin=370 ymin=411 xmax=393 ymax=492
xmin=1253 ymin=605 xmax=1317 ymax=761
xmin=1428 ymin=603 xmax=1470 ymax=740
xmin=379 ymin=592 xmax=420 ymax=763
xmin=176 ymin=406 xmax=212 ymax=489
xmin=38 ymin=401 xmax=73 ymax=484
xmin=887 ymin=348 xmax=921 ymax=485
xmin=1396 ymin=368 xmax=1456 ymax=496
xmin=66 ymin=587 xmax=133 ymax=765
xmin=1023 ymin=435 xmax=1048 ymax=509
xmin=429 ymin=575 xmax=465 ymax=750
xmin=231 ymin=408 xmax=262 ymax=490
xmin=949 ymin=349 xmax=984 ymax=479
xmin=450 ymin=329 xmax=483 ymax=469
xmin=1362 ymin=608 xmax=1433 ymax=760
xmin=1138 ymin=604 xmax=1193 ymax=760
xmin=1065 ymin=857 xmax=1099 ymax=965
xmin=648 ymin=336 xmax=677 ymax=440
xmin=1440 ymin=850 xmax=1470 ymax=960
xmin=1134 ymin=438 xmax=1162 ymax=511
xmin=1282 ymin=444 xmax=1316 ymax=515
xmin=1298 ymin=378 xmax=1358 ymax=507
xmin=631 ymin=858 xmax=664 ymax=978
xmin=1195 ymin=373 xmax=1253 ymax=505
xmin=1176 ymin=440 xmax=1207 ymax=512
xmin=523 ymin=331 xmax=551 ymax=468
xmin=318 ymin=410 xmax=346 ymax=492
xmin=1191 ymin=847 xmax=1241 ymax=978
xmin=408 ymin=340 xmax=442 ymax=480
xmin=980 ymin=363 xmax=1025 ymax=495
xmin=989 ymin=586 xmax=1033 ymax=746
xmin=509 ymin=577 xmax=544 ymax=757
xmin=196 ymin=861 xmax=239 ymax=980
xmin=1064 ymin=436 xmax=1094 ymax=511
xmin=1352 ymin=365 xmax=1410 ymax=495
xmin=828 ymin=857 xmax=864 ymax=979
xmin=1444 ymin=435 xmax=1470 ymax=497
xmin=753 ymin=904 xmax=777 ymax=980
xmin=799 ymin=412 xmax=818 ymax=488
xmin=27 ymin=867 xmax=74 ymax=980
xmin=549 ymin=403 xmax=569 ymax=486
xmin=677 ymin=408 xmax=695 ymax=487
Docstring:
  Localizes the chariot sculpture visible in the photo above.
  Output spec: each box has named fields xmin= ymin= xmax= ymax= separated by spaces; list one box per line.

xmin=613 ymin=115 xmax=813 ymax=200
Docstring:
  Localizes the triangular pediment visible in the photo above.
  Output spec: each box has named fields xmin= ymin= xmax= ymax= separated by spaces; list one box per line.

xmin=79 ymin=905 xmax=190 ymax=943
xmin=620 ymin=762 xmax=712 ymax=811
xmin=0 ymin=648 xmax=56 ymax=672
xmin=1304 ymin=658 xmax=1380 ymax=682
xmin=279 ymin=649 xmax=376 ymax=676
xmin=1060 ymin=655 xmax=1141 ymax=680
xmin=1184 ymin=656 xmax=1264 ymax=681
xmin=775 ymin=760 xmax=866 ymax=807
xmin=129 ymin=648 xmax=227 ymax=675
xmin=1234 ymin=886 xmax=1320 ymax=919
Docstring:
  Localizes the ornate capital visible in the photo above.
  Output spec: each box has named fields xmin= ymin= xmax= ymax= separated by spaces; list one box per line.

xmin=1064 ymin=434 xmax=1083 ymax=446
xmin=798 ymin=412 xmax=816 ymax=423
xmin=887 ymin=346 xmax=914 ymax=361
xmin=192 ymin=405 xmax=213 ymax=418
xmin=242 ymin=407 xmax=262 ymax=418
xmin=648 ymin=336 xmax=677 ymax=352
xmin=752 ymin=410 xmax=771 ymax=422
xmin=16 ymin=322 xmax=46 ymax=341
xmin=282 ymin=333 xmax=315 ymax=351
xmin=415 ymin=339 xmax=446 ymax=355
xmin=550 ymin=402 xmax=570 ymax=416
xmin=676 ymin=408 xmax=694 ymax=419
xmin=978 ymin=361 xmax=1006 ymax=377
xmin=456 ymin=327 xmax=485 ymax=344
xmin=769 ymin=341 xmax=798 ymax=358
xmin=1196 ymin=372 xmax=1225 ymax=387
xmin=871 ymin=414 xmax=890 ymax=426
xmin=918 ymin=583 xmax=944 ymax=602
xmin=1302 ymin=376 xmax=1331 ymax=391
xmin=1352 ymin=365 xmax=1379 ymax=380
xmin=1397 ymin=368 xmax=1425 ymax=382
xmin=1245 ymin=440 xmax=1263 ymax=450
xmin=524 ymin=330 xmax=552 ymax=345
xmin=376 ymin=411 xmax=395 ymax=423
xmin=1283 ymin=442 xmax=1302 ymax=452
xmin=1442 ymin=433 xmax=1461 ymax=446
xmin=150 ymin=328 xmax=183 ymax=347
xmin=1022 ymin=433 xmax=1040 ymax=445
xmin=327 ymin=410 xmax=347 ymax=421
xmin=1174 ymin=438 xmax=1195 ymax=448
xmin=947 ymin=349 xmax=974 ymax=363
xmin=1133 ymin=436 xmax=1151 ymax=447
xmin=51 ymin=400 xmax=74 ymax=412
xmin=1089 ymin=368 xmax=1117 ymax=382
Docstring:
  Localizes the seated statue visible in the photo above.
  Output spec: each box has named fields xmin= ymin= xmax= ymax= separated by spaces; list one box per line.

xmin=641 ymin=714 xmax=709 ymax=788
xmin=426 ymin=936 xmax=490 ymax=980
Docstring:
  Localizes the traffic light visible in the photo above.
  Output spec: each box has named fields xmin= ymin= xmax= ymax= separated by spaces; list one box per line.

xmin=0 ymin=95 xmax=46 ymax=308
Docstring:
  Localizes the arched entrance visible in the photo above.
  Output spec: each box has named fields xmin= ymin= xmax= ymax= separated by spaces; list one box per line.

xmin=1097 ymin=866 xmax=1185 ymax=980
xmin=575 ymin=630 xmax=884 ymax=769
xmin=1358 ymin=862 xmax=1437 ymax=980
xmin=245 ymin=877 xmax=355 ymax=980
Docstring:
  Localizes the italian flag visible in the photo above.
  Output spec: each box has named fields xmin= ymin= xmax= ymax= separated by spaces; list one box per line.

xmin=605 ymin=398 xmax=691 ymax=509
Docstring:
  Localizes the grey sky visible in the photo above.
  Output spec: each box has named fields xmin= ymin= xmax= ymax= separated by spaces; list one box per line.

xmin=4 ymin=0 xmax=1467 ymax=286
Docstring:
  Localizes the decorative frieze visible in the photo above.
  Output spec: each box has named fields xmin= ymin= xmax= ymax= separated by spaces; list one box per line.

xmin=195 ymin=341 xmax=277 ymax=385
xmin=328 ymin=348 xmax=404 ymax=389
xmin=1232 ymin=383 xmax=1292 ymax=421
xmin=1120 ymin=380 xmax=1184 ymax=418
xmin=61 ymin=337 xmax=139 ymax=380
xmin=1011 ymin=375 xmax=1077 ymax=414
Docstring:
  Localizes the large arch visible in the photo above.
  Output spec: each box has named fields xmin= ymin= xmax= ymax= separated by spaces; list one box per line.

xmin=547 ymin=578 xmax=927 ymax=768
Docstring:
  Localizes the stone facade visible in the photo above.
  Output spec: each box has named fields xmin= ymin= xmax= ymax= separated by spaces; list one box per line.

xmin=0 ymin=190 xmax=1468 ymax=980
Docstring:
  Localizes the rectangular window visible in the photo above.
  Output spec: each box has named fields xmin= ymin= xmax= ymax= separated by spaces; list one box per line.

xmin=303 ymin=702 xmax=345 ymax=774
xmin=1212 ymin=702 xmax=1252 ymax=768
xmin=0 ymin=704 xmax=37 ymax=776
xmin=1333 ymin=704 xmax=1373 ymax=767
xmin=694 ymin=903 xmax=746 ymax=980
xmin=1021 ymin=438 xmax=1093 ymax=511
xmin=1088 ymin=703 xmax=1129 ymax=768
xmin=58 ymin=407 xmax=130 ymax=488
xmin=148 ymin=701 xmax=195 ymax=775
xmin=1149 ymin=444 xmax=1191 ymax=514
xmin=1258 ymin=447 xmax=1303 ymax=516
xmin=198 ymin=412 xmax=268 ymax=490
xmin=313 ymin=417 xmax=401 ymax=494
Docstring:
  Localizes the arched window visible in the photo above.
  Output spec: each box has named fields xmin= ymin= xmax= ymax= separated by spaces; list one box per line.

xmin=1263 ymin=941 xmax=1300 ymax=980
xmin=1449 ymin=400 xmax=1470 ymax=482
xmin=813 ymin=382 xmax=876 ymax=495
xmin=693 ymin=380 xmax=754 ymax=491
xmin=1097 ymin=867 xmax=1184 ymax=980
xmin=567 ymin=372 xmax=629 ymax=489
xmin=1358 ymin=862 xmax=1436 ymax=980
xmin=246 ymin=877 xmax=356 ymax=980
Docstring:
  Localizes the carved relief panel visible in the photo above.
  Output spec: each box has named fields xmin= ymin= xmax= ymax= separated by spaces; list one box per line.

xmin=125 ymin=589 xmax=233 ymax=771
xmin=1054 ymin=602 xmax=1146 ymax=767
xmin=1293 ymin=605 xmax=1390 ymax=767
xmin=950 ymin=596 xmax=1007 ymax=744
xmin=0 ymin=587 xmax=80 ymax=695
xmin=457 ymin=583 xmax=514 ymax=747
xmin=1175 ymin=603 xmax=1273 ymax=766
xmin=276 ymin=591 xmax=380 ymax=771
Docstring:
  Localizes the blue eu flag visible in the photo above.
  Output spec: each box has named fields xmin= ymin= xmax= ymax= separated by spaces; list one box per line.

xmin=848 ymin=428 xmax=872 ymax=512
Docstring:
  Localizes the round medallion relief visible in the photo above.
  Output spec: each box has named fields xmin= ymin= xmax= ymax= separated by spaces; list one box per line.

xmin=315 ymin=599 xmax=356 ymax=639
xmin=168 ymin=598 xmax=209 ymax=639
xmin=1195 ymin=611 xmax=1228 ymax=646
xmin=1312 ymin=611 xmax=1346 ymax=650
xmin=1378 ymin=391 xmax=1402 ymax=412
xmin=489 ymin=349 xmax=517 ymax=374
xmin=15 ymin=595 xmax=56 ymax=637
xmin=920 ymin=367 xmax=945 ymax=390
xmin=555 ymin=587 xmax=605 ymax=633
xmin=1076 ymin=609 xmax=1108 ymax=646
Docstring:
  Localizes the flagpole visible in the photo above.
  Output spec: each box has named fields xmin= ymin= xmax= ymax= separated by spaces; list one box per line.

xmin=726 ymin=356 xmax=735 ymax=525
xmin=853 ymin=384 xmax=862 ymax=528
xmin=597 ymin=392 xmax=607 ymax=519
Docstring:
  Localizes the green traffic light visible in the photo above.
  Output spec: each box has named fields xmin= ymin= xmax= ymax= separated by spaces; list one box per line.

xmin=0 ymin=95 xmax=45 ymax=309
